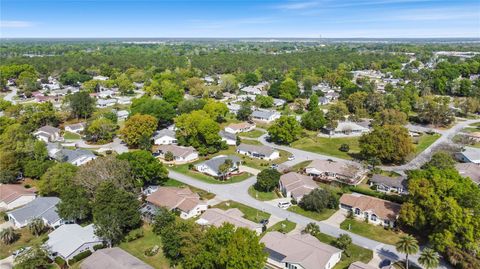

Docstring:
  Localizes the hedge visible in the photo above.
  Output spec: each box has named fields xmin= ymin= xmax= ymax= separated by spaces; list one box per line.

xmin=68 ymin=250 xmax=92 ymax=264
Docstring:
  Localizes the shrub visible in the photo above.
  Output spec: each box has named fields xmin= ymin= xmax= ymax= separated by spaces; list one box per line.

xmin=299 ymin=189 xmax=338 ymax=213
xmin=54 ymin=256 xmax=66 ymax=267
xmin=69 ymin=250 xmax=92 ymax=264
xmin=144 ymin=245 xmax=160 ymax=256
xmin=93 ymin=244 xmax=106 ymax=251
xmin=339 ymin=143 xmax=350 ymax=152
xmin=124 ymin=228 xmax=144 ymax=242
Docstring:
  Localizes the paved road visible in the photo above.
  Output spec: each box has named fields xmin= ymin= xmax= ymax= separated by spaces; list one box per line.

xmin=3 ymin=87 xmax=18 ymax=105
xmin=71 ymin=138 xmax=129 ymax=154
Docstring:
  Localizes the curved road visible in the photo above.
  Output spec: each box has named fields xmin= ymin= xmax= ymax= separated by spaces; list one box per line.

xmin=3 ymin=87 xmax=18 ymax=104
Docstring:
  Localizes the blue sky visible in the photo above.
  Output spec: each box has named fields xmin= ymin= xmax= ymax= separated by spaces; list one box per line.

xmin=1 ymin=0 xmax=479 ymax=38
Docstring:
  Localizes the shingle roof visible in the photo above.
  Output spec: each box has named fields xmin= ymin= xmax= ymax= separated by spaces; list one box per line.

xmin=0 ymin=184 xmax=36 ymax=204
xmin=46 ymin=224 xmax=101 ymax=259
xmin=219 ymin=130 xmax=236 ymax=141
xmin=65 ymin=122 xmax=85 ymax=131
xmin=225 ymin=122 xmax=254 ymax=131
xmin=81 ymin=247 xmax=154 ymax=269
xmin=153 ymin=129 xmax=176 ymax=139
xmin=8 ymin=197 xmax=61 ymax=224
xmin=55 ymin=149 xmax=95 ymax=163
xmin=197 ymin=208 xmax=262 ymax=231
xmin=156 ymin=145 xmax=197 ymax=158
xmin=306 ymin=159 xmax=361 ymax=178
xmin=237 ymin=143 xmax=276 ymax=156
xmin=280 ymin=172 xmax=317 ymax=199
xmin=252 ymin=110 xmax=278 ymax=119
xmin=339 ymin=193 xmax=401 ymax=221
xmin=37 ymin=125 xmax=60 ymax=135
xmin=261 ymin=232 xmax=342 ymax=269
xmin=370 ymin=174 xmax=407 ymax=189
xmin=146 ymin=187 xmax=205 ymax=212
xmin=196 ymin=155 xmax=240 ymax=174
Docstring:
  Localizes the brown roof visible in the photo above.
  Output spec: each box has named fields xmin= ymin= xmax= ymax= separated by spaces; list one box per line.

xmin=80 ymin=247 xmax=153 ymax=269
xmin=0 ymin=184 xmax=36 ymax=204
xmin=146 ymin=187 xmax=205 ymax=212
xmin=306 ymin=159 xmax=361 ymax=178
xmin=280 ymin=172 xmax=318 ymax=199
xmin=155 ymin=144 xmax=197 ymax=158
xmin=339 ymin=193 xmax=401 ymax=221
xmin=261 ymin=231 xmax=342 ymax=269
xmin=226 ymin=122 xmax=254 ymax=131
xmin=197 ymin=208 xmax=262 ymax=231
xmin=348 ymin=261 xmax=377 ymax=269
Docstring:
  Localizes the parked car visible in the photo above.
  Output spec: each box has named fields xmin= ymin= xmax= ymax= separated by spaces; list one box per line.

xmin=278 ymin=201 xmax=291 ymax=209
xmin=259 ymin=219 xmax=269 ymax=225
xmin=288 ymin=155 xmax=295 ymax=161
xmin=270 ymin=164 xmax=279 ymax=169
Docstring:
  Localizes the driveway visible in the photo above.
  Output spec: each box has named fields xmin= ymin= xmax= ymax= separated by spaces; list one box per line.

xmin=0 ymin=256 xmax=13 ymax=269
xmin=322 ymin=210 xmax=347 ymax=228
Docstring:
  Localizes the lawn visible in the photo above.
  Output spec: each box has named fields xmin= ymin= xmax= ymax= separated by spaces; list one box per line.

xmin=164 ymin=178 xmax=216 ymax=200
xmin=63 ymin=131 xmax=81 ymax=140
xmin=414 ymin=133 xmax=441 ymax=154
xmin=239 ymin=149 xmax=292 ymax=171
xmin=266 ymin=220 xmax=296 ymax=234
xmin=169 ymin=164 xmax=252 ymax=184
xmin=287 ymin=206 xmax=337 ymax=221
xmin=239 ymin=129 xmax=265 ymax=138
xmin=248 ymin=186 xmax=279 ymax=201
xmin=289 ymin=160 xmax=312 ymax=172
xmin=291 ymin=134 xmax=360 ymax=160
xmin=314 ymin=232 xmax=373 ymax=269
xmin=340 ymin=219 xmax=404 ymax=245
xmin=119 ymin=225 xmax=173 ymax=269
xmin=0 ymin=228 xmax=49 ymax=259
xmin=213 ymin=200 xmax=270 ymax=223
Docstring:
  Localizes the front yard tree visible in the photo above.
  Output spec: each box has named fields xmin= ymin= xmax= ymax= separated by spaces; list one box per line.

xmin=152 ymin=207 xmax=176 ymax=235
xmin=307 ymin=93 xmax=319 ymax=111
xmin=0 ymin=227 xmax=18 ymax=245
xmin=254 ymin=168 xmax=281 ymax=192
xmin=39 ymin=160 xmax=78 ymax=196
xmin=416 ymin=96 xmax=455 ymax=127
xmin=301 ymin=108 xmax=326 ymax=131
xmin=57 ymin=185 xmax=91 ymax=221
xmin=203 ymin=99 xmax=229 ymax=122
xmin=335 ymin=234 xmax=352 ymax=254
xmin=359 ymin=125 xmax=414 ymax=164
xmin=302 ymin=222 xmax=320 ymax=236
xmin=422 ymin=151 xmax=455 ymax=170
xmin=236 ymin=101 xmax=252 ymax=121
xmin=395 ymin=235 xmax=419 ymax=269
xmin=418 ymin=248 xmax=440 ymax=269
xmin=68 ymin=91 xmax=95 ymax=120
xmin=85 ymin=117 xmax=117 ymax=144
xmin=14 ymin=245 xmax=50 ymax=269
xmin=121 ymin=114 xmax=157 ymax=148
xmin=218 ymin=159 xmax=233 ymax=181
xmin=118 ymin=150 xmax=168 ymax=187
xmin=279 ymin=77 xmax=299 ymax=102
xmin=299 ymin=189 xmax=338 ymax=213
xmin=130 ymin=97 xmax=176 ymax=127
xmin=268 ymin=116 xmax=302 ymax=145
xmin=93 ymin=181 xmax=141 ymax=246
xmin=27 ymin=218 xmax=46 ymax=237
xmin=373 ymin=109 xmax=408 ymax=126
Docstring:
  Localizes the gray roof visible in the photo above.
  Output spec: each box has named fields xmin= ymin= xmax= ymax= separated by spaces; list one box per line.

xmin=370 ymin=174 xmax=407 ymax=189
xmin=81 ymin=247 xmax=154 ymax=269
xmin=65 ymin=122 xmax=85 ymax=131
xmin=8 ymin=197 xmax=60 ymax=224
xmin=251 ymin=110 xmax=277 ymax=119
xmin=219 ymin=130 xmax=236 ymax=141
xmin=46 ymin=224 xmax=101 ymax=259
xmin=55 ymin=149 xmax=95 ymax=163
xmin=237 ymin=143 xmax=276 ymax=156
xmin=153 ymin=129 xmax=176 ymax=139
xmin=197 ymin=155 xmax=240 ymax=174
xmin=459 ymin=147 xmax=480 ymax=162
xmin=37 ymin=125 xmax=60 ymax=135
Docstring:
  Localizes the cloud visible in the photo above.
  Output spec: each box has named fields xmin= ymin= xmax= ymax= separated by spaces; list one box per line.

xmin=0 ymin=20 xmax=34 ymax=28
xmin=275 ymin=1 xmax=319 ymax=10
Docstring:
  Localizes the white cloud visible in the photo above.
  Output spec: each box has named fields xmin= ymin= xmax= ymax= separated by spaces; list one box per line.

xmin=0 ymin=20 xmax=34 ymax=28
xmin=275 ymin=1 xmax=320 ymax=10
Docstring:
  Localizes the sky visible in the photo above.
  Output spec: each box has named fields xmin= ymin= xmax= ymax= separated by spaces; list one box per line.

xmin=1 ymin=0 xmax=479 ymax=38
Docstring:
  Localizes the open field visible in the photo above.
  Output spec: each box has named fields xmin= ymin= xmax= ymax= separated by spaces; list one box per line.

xmin=287 ymin=206 xmax=337 ymax=221
xmin=340 ymin=218 xmax=404 ymax=245
xmin=291 ymin=134 xmax=360 ymax=160
xmin=414 ymin=133 xmax=441 ymax=154
xmin=248 ymin=186 xmax=280 ymax=201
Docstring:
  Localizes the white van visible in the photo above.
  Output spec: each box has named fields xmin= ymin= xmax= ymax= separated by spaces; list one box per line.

xmin=277 ymin=201 xmax=291 ymax=209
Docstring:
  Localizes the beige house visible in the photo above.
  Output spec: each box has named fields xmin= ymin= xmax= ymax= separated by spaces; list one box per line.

xmin=154 ymin=144 xmax=198 ymax=164
xmin=196 ymin=208 xmax=263 ymax=235
xmin=236 ymin=143 xmax=279 ymax=161
xmin=81 ymin=247 xmax=153 ymax=269
xmin=34 ymin=125 xmax=62 ymax=143
xmin=279 ymin=172 xmax=318 ymax=202
xmin=224 ymin=122 xmax=256 ymax=134
xmin=261 ymin=232 xmax=342 ymax=269
xmin=305 ymin=159 xmax=365 ymax=185
xmin=339 ymin=193 xmax=401 ymax=227
xmin=0 ymin=184 xmax=37 ymax=211
xmin=145 ymin=187 xmax=207 ymax=219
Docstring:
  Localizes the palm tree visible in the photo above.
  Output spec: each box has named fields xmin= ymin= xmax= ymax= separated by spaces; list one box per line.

xmin=419 ymin=248 xmax=440 ymax=269
xmin=0 ymin=227 xmax=18 ymax=245
xmin=28 ymin=218 xmax=46 ymax=237
xmin=395 ymin=235 xmax=419 ymax=269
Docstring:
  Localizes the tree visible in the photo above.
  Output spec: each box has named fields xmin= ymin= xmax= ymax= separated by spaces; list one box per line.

xmin=307 ymin=93 xmax=319 ymax=111
xmin=130 ymin=97 xmax=176 ymax=127
xmin=254 ymin=168 xmax=281 ymax=192
xmin=299 ymin=189 xmax=339 ymax=213
xmin=0 ymin=227 xmax=18 ymax=244
xmin=335 ymin=234 xmax=352 ymax=254
xmin=395 ymin=235 xmax=419 ymax=269
xmin=118 ymin=150 xmax=168 ymax=187
xmin=186 ymin=77 xmax=207 ymax=97
xmin=164 ymin=151 xmax=174 ymax=162
xmin=27 ymin=218 xmax=46 ymax=237
xmin=93 ymin=181 xmax=141 ymax=246
xmin=416 ymin=96 xmax=455 ymax=127
xmin=57 ymin=185 xmax=91 ymax=221
xmin=243 ymin=73 xmax=259 ymax=86
xmin=302 ymin=222 xmax=320 ymax=236
xmin=38 ymin=162 xmax=78 ymax=196
xmin=423 ymin=151 xmax=455 ymax=170
xmin=152 ymin=207 xmax=176 ymax=235
xmin=279 ymin=78 xmax=299 ymax=102
xmin=121 ymin=114 xmax=157 ymax=148
xmin=14 ymin=245 xmax=50 ymax=269
xmin=359 ymin=125 xmax=414 ymax=164
xmin=219 ymin=74 xmax=238 ymax=93
xmin=203 ymin=99 xmax=229 ymax=122
xmin=85 ymin=117 xmax=117 ymax=143
xmin=256 ymin=95 xmax=274 ymax=108
xmin=268 ymin=116 xmax=302 ymax=145
xmin=236 ymin=101 xmax=252 ymax=121
xmin=339 ymin=143 xmax=350 ymax=152
xmin=373 ymin=109 xmax=408 ymax=126
xmin=301 ymin=108 xmax=326 ymax=131
xmin=218 ymin=159 xmax=233 ymax=181
xmin=177 ymin=98 xmax=206 ymax=114
xmin=418 ymin=248 xmax=440 ymax=269
xmin=68 ymin=91 xmax=95 ymax=120
xmin=326 ymin=102 xmax=349 ymax=121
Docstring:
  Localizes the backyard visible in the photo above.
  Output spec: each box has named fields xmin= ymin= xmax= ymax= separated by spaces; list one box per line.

xmin=169 ymin=163 xmax=252 ymax=184
xmin=291 ymin=134 xmax=360 ymax=160
xmin=340 ymin=218 xmax=404 ymax=245
xmin=266 ymin=220 xmax=296 ymax=234
xmin=213 ymin=200 xmax=270 ymax=223
xmin=287 ymin=206 xmax=337 ymax=221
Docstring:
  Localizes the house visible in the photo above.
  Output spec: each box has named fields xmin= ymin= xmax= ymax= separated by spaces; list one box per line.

xmin=305 ymin=159 xmax=365 ymax=185
xmin=64 ymin=123 xmax=86 ymax=134
xmin=455 ymin=147 xmax=480 ymax=164
xmin=236 ymin=143 xmax=279 ymax=161
xmin=7 ymin=197 xmax=65 ymax=228
xmin=339 ymin=193 xmax=401 ymax=227
xmin=227 ymin=103 xmax=241 ymax=114
xmin=260 ymin=231 xmax=342 ymax=269
xmin=34 ymin=125 xmax=62 ymax=143
xmin=117 ymin=110 xmax=129 ymax=120
xmin=196 ymin=208 xmax=263 ymax=235
xmin=0 ymin=184 xmax=37 ymax=211
xmin=96 ymin=99 xmax=117 ymax=108
xmin=240 ymin=82 xmax=269 ymax=95
xmin=455 ymin=163 xmax=480 ymax=186
xmin=154 ymin=144 xmax=198 ymax=164
xmin=97 ymin=90 xmax=115 ymax=99
xmin=54 ymin=149 xmax=97 ymax=166
xmin=322 ymin=121 xmax=370 ymax=136
xmin=279 ymin=172 xmax=318 ymax=202
xmin=116 ymin=96 xmax=133 ymax=105
xmin=80 ymin=247 xmax=154 ymax=269
xmin=153 ymin=129 xmax=177 ymax=145
xmin=92 ymin=75 xmax=109 ymax=81
xmin=46 ymin=224 xmax=103 ymax=261
xmin=145 ymin=187 xmax=207 ymax=219
xmin=273 ymin=98 xmax=286 ymax=107
xmin=224 ymin=122 xmax=256 ymax=134
xmin=369 ymin=174 xmax=408 ymax=194
xmin=251 ymin=110 xmax=281 ymax=123
xmin=219 ymin=130 xmax=237 ymax=146
xmin=194 ymin=155 xmax=241 ymax=178
xmin=348 ymin=261 xmax=377 ymax=269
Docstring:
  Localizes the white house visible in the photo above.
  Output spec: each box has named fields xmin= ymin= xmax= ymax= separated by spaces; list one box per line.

xmin=224 ymin=122 xmax=256 ymax=134
xmin=236 ymin=143 xmax=279 ymax=161
xmin=154 ymin=144 xmax=198 ymax=164
xmin=153 ymin=129 xmax=177 ymax=145
xmin=55 ymin=149 xmax=97 ymax=166
xmin=261 ymin=232 xmax=342 ymax=269
xmin=339 ymin=193 xmax=401 ymax=227
xmin=46 ymin=224 xmax=103 ymax=261
xmin=96 ymin=99 xmax=117 ymax=108
xmin=116 ymin=110 xmax=129 ymax=120
xmin=455 ymin=147 xmax=480 ymax=164
xmin=251 ymin=110 xmax=281 ymax=123
xmin=64 ymin=123 xmax=86 ymax=134
xmin=8 ymin=197 xmax=66 ymax=228
xmin=219 ymin=130 xmax=237 ymax=146
xmin=323 ymin=121 xmax=370 ymax=136
xmin=145 ymin=187 xmax=207 ymax=219
xmin=0 ymin=184 xmax=37 ymax=211
xmin=34 ymin=125 xmax=62 ymax=143
xmin=279 ymin=172 xmax=318 ymax=202
xmin=194 ymin=155 xmax=241 ymax=178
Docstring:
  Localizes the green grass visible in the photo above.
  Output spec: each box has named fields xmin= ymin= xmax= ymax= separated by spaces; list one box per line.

xmin=248 ymin=186 xmax=279 ymax=201
xmin=340 ymin=219 xmax=404 ymax=245
xmin=0 ymin=228 xmax=49 ymax=259
xmin=291 ymin=134 xmax=360 ymax=160
xmin=240 ymin=139 xmax=263 ymax=145
xmin=119 ymin=225 xmax=173 ymax=269
xmin=164 ymin=178 xmax=216 ymax=200
xmin=213 ymin=200 xmax=270 ymax=223
xmin=461 ymin=127 xmax=480 ymax=133
xmin=313 ymin=232 xmax=373 ymax=269
xmin=266 ymin=220 xmax=296 ymax=234
xmin=63 ymin=131 xmax=81 ymax=140
xmin=239 ymin=129 xmax=265 ymax=138
xmin=289 ymin=160 xmax=312 ymax=172
xmin=287 ymin=206 xmax=337 ymax=221
xmin=239 ymin=149 xmax=292 ymax=170
xmin=414 ymin=133 xmax=441 ymax=154
xmin=169 ymin=164 xmax=252 ymax=184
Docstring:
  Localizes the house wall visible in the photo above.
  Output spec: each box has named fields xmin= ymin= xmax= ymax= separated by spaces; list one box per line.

xmin=154 ymin=136 xmax=177 ymax=145
xmin=267 ymin=151 xmax=280 ymax=161
xmin=325 ymin=252 xmax=342 ymax=269
xmin=339 ymin=204 xmax=395 ymax=227
xmin=71 ymin=156 xmax=96 ymax=166
xmin=180 ymin=204 xmax=208 ymax=219
xmin=1 ymin=196 xmax=36 ymax=211
xmin=222 ymin=137 xmax=236 ymax=146
xmin=195 ymin=164 xmax=218 ymax=177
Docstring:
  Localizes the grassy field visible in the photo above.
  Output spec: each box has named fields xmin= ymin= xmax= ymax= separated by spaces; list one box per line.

xmin=164 ymin=178 xmax=216 ymax=200
xmin=170 ymin=164 xmax=252 ymax=184
xmin=119 ymin=225 xmax=173 ymax=269
xmin=63 ymin=131 xmax=81 ymax=140
xmin=340 ymin=219 xmax=404 ymax=245
xmin=239 ymin=148 xmax=292 ymax=170
xmin=248 ymin=186 xmax=279 ymax=201
xmin=314 ymin=232 xmax=373 ymax=269
xmin=239 ymin=129 xmax=265 ymax=138
xmin=0 ymin=228 xmax=49 ymax=259
xmin=266 ymin=220 xmax=296 ymax=234
xmin=291 ymin=134 xmax=360 ymax=160
xmin=287 ymin=206 xmax=337 ymax=221
xmin=213 ymin=200 xmax=270 ymax=223
xmin=289 ymin=160 xmax=312 ymax=172
xmin=414 ymin=133 xmax=441 ymax=154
